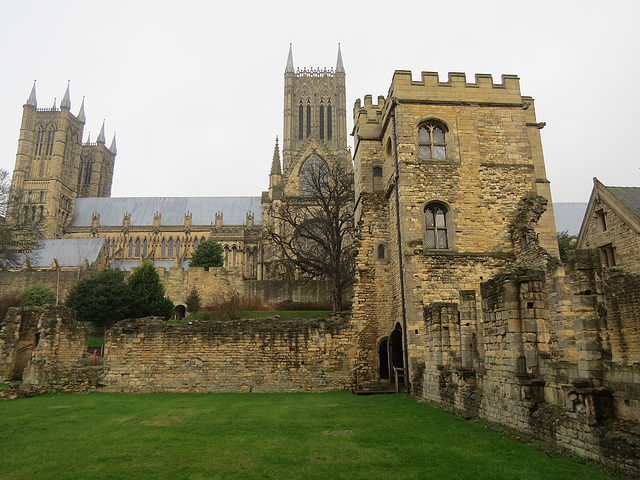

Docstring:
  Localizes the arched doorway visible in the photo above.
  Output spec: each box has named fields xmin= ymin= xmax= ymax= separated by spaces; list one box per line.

xmin=174 ymin=305 xmax=186 ymax=320
xmin=378 ymin=338 xmax=389 ymax=380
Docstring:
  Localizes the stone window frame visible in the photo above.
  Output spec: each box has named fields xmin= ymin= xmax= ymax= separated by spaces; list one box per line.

xmin=422 ymin=200 xmax=455 ymax=250
xmin=417 ymin=119 xmax=450 ymax=161
xmin=376 ymin=243 xmax=387 ymax=262
xmin=600 ymin=243 xmax=616 ymax=267
xmin=299 ymin=153 xmax=328 ymax=196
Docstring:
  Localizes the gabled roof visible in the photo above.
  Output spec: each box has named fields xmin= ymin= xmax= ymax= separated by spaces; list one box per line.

xmin=9 ymin=238 xmax=106 ymax=269
xmin=577 ymin=179 xmax=640 ymax=247
xmin=70 ymin=197 xmax=262 ymax=228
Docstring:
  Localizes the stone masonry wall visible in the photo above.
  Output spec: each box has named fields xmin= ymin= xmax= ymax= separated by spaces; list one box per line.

xmin=101 ymin=315 xmax=354 ymax=393
xmin=420 ymin=265 xmax=640 ymax=476
xmin=0 ymin=306 xmax=88 ymax=388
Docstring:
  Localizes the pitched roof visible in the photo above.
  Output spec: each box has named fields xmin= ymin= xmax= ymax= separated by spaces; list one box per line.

xmin=607 ymin=187 xmax=640 ymax=218
xmin=10 ymin=238 xmax=105 ymax=268
xmin=553 ymin=202 xmax=587 ymax=236
xmin=70 ymin=197 xmax=262 ymax=227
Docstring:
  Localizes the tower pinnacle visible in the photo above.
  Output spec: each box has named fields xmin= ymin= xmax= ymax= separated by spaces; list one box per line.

xmin=336 ymin=43 xmax=345 ymax=73
xmin=109 ymin=133 xmax=117 ymax=154
xmin=285 ymin=43 xmax=295 ymax=73
xmin=97 ymin=119 xmax=106 ymax=143
xmin=77 ymin=96 xmax=86 ymax=123
xmin=271 ymin=136 xmax=281 ymax=175
xmin=26 ymin=80 xmax=37 ymax=107
xmin=61 ymin=80 xmax=71 ymax=109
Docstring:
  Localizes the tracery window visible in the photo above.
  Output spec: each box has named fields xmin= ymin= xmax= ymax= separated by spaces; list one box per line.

xmin=168 ymin=238 xmax=174 ymax=257
xmin=299 ymin=102 xmax=304 ymax=140
xmin=424 ymin=203 xmax=450 ymax=249
xmin=418 ymin=122 xmax=447 ymax=160
xmin=135 ymin=238 xmax=141 ymax=257
xmin=306 ymin=101 xmax=311 ymax=138
xmin=161 ymin=239 xmax=166 ymax=257
xmin=327 ymin=101 xmax=332 ymax=140
xmin=319 ymin=102 xmax=325 ymax=140
xmin=299 ymin=154 xmax=328 ymax=196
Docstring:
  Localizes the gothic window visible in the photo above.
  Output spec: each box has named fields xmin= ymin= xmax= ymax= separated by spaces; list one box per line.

xmin=232 ymin=246 xmax=237 ymax=267
xmin=176 ymin=238 xmax=181 ymax=257
xmin=424 ymin=203 xmax=450 ymax=249
xmin=39 ymin=191 xmax=44 ymax=203
xmin=327 ymin=101 xmax=332 ymax=140
xmin=45 ymin=125 xmax=55 ymax=156
xmin=299 ymin=154 xmax=328 ymax=196
xmin=34 ymin=125 xmax=46 ymax=156
xmin=193 ymin=237 xmax=199 ymax=251
xmin=306 ymin=100 xmax=311 ymax=138
xmin=143 ymin=239 xmax=148 ymax=257
xmin=161 ymin=239 xmax=166 ymax=257
xmin=224 ymin=246 xmax=229 ymax=268
xmin=128 ymin=239 xmax=134 ymax=257
xmin=319 ymin=102 xmax=325 ymax=140
xmin=377 ymin=244 xmax=386 ymax=260
xmin=38 ymin=206 xmax=44 ymax=221
xmin=418 ymin=122 xmax=447 ymax=160
xmin=168 ymin=238 xmax=174 ymax=257
xmin=299 ymin=102 xmax=304 ymax=140
xmin=135 ymin=238 xmax=141 ymax=257
xmin=596 ymin=210 xmax=607 ymax=232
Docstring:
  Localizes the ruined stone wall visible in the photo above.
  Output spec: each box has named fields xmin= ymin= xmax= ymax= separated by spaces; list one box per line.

xmin=101 ymin=315 xmax=354 ymax=393
xmin=0 ymin=268 xmax=94 ymax=302
xmin=0 ymin=306 xmax=88 ymax=388
xmin=419 ymin=265 xmax=640 ymax=475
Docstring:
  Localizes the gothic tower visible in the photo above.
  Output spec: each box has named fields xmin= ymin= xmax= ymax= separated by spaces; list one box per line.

xmin=8 ymin=82 xmax=116 ymax=238
xmin=268 ymin=44 xmax=350 ymax=201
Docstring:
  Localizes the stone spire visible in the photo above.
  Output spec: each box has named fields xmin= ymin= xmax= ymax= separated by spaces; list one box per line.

xmin=52 ymin=98 xmax=57 ymax=110
xmin=285 ymin=43 xmax=294 ymax=73
xmin=61 ymin=80 xmax=71 ymax=109
xmin=77 ymin=96 xmax=86 ymax=123
xmin=270 ymin=136 xmax=281 ymax=175
xmin=26 ymin=80 xmax=37 ymax=107
xmin=97 ymin=119 xmax=106 ymax=143
xmin=336 ymin=43 xmax=345 ymax=73
xmin=109 ymin=133 xmax=117 ymax=154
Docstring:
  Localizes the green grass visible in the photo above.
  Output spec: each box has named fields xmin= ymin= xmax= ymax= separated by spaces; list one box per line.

xmin=0 ymin=391 xmax=616 ymax=480
xmin=0 ymin=383 xmax=8 ymax=390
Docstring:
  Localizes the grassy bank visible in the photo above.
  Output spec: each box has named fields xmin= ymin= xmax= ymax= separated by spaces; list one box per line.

xmin=0 ymin=391 xmax=616 ymax=480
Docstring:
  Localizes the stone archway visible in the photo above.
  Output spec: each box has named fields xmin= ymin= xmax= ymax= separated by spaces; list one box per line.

xmin=174 ymin=305 xmax=186 ymax=320
xmin=389 ymin=324 xmax=404 ymax=371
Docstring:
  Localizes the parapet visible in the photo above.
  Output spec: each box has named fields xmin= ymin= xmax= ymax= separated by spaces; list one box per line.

xmin=389 ymin=70 xmax=522 ymax=104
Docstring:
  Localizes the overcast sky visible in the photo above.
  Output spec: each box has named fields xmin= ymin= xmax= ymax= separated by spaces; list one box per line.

xmin=1 ymin=1 xmax=638 ymax=203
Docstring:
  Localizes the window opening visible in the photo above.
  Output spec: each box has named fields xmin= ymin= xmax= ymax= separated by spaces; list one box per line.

xmin=425 ymin=203 xmax=449 ymax=249
xmin=418 ymin=123 xmax=447 ymax=160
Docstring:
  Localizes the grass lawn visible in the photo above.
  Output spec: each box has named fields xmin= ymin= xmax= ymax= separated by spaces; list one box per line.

xmin=0 ymin=391 xmax=617 ymax=480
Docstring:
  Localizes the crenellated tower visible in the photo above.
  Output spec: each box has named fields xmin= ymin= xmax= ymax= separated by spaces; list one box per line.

xmin=8 ymin=82 xmax=116 ymax=238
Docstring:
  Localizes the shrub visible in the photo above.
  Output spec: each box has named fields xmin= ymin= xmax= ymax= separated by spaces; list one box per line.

xmin=203 ymin=289 xmax=241 ymax=320
xmin=185 ymin=288 xmax=201 ymax=313
xmin=128 ymin=261 xmax=174 ymax=320
xmin=20 ymin=283 xmax=57 ymax=306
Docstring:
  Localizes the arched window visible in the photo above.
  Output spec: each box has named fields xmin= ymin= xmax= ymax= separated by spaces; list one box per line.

xmin=377 ymin=244 xmax=386 ymax=260
xmin=299 ymin=101 xmax=304 ymax=140
xmin=161 ymin=239 xmax=166 ymax=257
xmin=168 ymin=238 xmax=174 ymax=257
xmin=128 ymin=239 xmax=134 ymax=257
xmin=176 ymin=238 xmax=181 ymax=257
xmin=418 ymin=122 xmax=447 ymax=160
xmin=193 ymin=237 xmax=199 ymax=251
xmin=299 ymin=154 xmax=328 ymax=196
xmin=319 ymin=102 xmax=325 ymax=140
xmin=327 ymin=101 xmax=332 ymax=140
xmin=306 ymin=100 xmax=311 ymax=138
xmin=143 ymin=239 xmax=148 ymax=257
xmin=232 ymin=246 xmax=237 ymax=267
xmin=135 ymin=238 xmax=141 ymax=257
xmin=45 ymin=125 xmax=55 ymax=156
xmin=224 ymin=246 xmax=229 ymax=268
xmin=424 ymin=203 xmax=450 ymax=249
xmin=35 ymin=125 xmax=45 ymax=156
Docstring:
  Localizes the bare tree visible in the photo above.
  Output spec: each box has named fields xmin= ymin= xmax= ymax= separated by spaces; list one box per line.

xmin=0 ymin=169 xmax=41 ymax=268
xmin=264 ymin=160 xmax=355 ymax=312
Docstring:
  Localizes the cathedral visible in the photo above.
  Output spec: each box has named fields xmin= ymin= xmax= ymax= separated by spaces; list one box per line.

xmin=6 ymin=46 xmax=350 ymax=282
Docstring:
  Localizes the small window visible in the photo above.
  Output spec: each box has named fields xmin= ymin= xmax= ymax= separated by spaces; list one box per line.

xmin=377 ymin=244 xmax=385 ymax=260
xmin=596 ymin=209 xmax=607 ymax=232
xmin=424 ymin=203 xmax=450 ymax=249
xmin=600 ymin=244 xmax=615 ymax=267
xmin=373 ymin=167 xmax=383 ymax=177
xmin=418 ymin=122 xmax=447 ymax=160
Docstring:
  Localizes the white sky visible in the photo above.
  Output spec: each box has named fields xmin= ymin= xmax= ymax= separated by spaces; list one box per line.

xmin=1 ymin=0 xmax=638 ymax=202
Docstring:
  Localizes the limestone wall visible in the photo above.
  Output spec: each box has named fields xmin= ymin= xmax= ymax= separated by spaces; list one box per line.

xmin=101 ymin=315 xmax=354 ymax=393
xmin=0 ymin=306 xmax=88 ymax=388
xmin=419 ymin=264 xmax=640 ymax=475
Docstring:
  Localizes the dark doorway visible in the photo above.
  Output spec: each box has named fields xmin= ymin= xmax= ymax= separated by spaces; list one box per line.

xmin=174 ymin=305 xmax=186 ymax=320
xmin=378 ymin=338 xmax=389 ymax=379
xmin=389 ymin=326 xmax=404 ymax=371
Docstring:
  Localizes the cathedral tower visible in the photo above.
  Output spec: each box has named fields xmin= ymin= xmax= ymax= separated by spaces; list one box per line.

xmin=8 ymin=83 xmax=116 ymax=238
